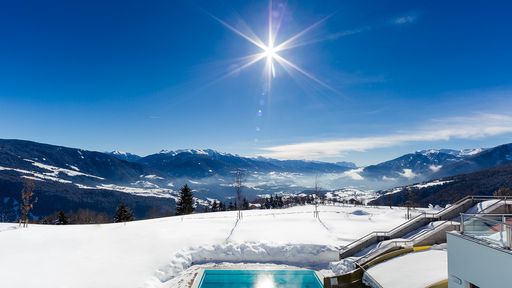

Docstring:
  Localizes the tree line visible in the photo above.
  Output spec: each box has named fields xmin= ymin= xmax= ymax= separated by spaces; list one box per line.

xmin=25 ymin=178 xmax=512 ymax=225
xmin=18 ymin=181 xmax=367 ymax=225
xmin=38 ymin=184 xmax=195 ymax=224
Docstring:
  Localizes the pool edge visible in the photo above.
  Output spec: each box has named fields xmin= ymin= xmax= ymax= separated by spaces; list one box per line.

xmin=191 ymin=268 xmax=325 ymax=288
xmin=190 ymin=269 xmax=205 ymax=288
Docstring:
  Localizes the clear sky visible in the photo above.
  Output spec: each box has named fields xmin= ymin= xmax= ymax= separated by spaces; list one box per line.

xmin=1 ymin=0 xmax=512 ymax=166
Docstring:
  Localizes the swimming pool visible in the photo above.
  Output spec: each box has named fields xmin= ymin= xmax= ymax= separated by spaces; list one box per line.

xmin=197 ymin=269 xmax=324 ymax=288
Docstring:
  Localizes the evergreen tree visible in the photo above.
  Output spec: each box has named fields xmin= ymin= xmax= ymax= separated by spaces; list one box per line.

xmin=228 ymin=201 xmax=235 ymax=211
xmin=219 ymin=201 xmax=226 ymax=211
xmin=56 ymin=211 xmax=68 ymax=225
xmin=114 ymin=202 xmax=134 ymax=222
xmin=211 ymin=200 xmax=218 ymax=212
xmin=176 ymin=184 xmax=195 ymax=215
xmin=276 ymin=196 xmax=284 ymax=208
xmin=264 ymin=198 xmax=271 ymax=209
xmin=242 ymin=197 xmax=250 ymax=210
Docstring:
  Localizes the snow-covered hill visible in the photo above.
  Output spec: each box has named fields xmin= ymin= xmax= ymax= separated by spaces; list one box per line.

xmin=0 ymin=204 xmax=431 ymax=288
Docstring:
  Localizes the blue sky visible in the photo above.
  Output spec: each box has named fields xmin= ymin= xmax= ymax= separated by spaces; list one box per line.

xmin=1 ymin=0 xmax=512 ymax=165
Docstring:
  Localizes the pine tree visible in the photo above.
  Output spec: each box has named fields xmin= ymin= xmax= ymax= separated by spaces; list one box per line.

xmin=264 ymin=198 xmax=271 ymax=209
xmin=228 ymin=201 xmax=235 ymax=211
xmin=114 ymin=202 xmax=134 ymax=222
xmin=242 ymin=197 xmax=250 ymax=210
xmin=276 ymin=196 xmax=284 ymax=208
xmin=211 ymin=200 xmax=218 ymax=212
xmin=56 ymin=211 xmax=68 ymax=225
xmin=176 ymin=184 xmax=195 ymax=215
xmin=219 ymin=202 xmax=226 ymax=211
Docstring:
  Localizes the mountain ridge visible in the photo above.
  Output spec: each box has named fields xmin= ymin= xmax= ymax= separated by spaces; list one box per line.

xmin=2 ymin=138 xmax=512 ymax=222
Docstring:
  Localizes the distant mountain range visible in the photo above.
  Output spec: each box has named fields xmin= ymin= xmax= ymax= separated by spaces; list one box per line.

xmin=359 ymin=147 xmax=488 ymax=181
xmin=370 ymin=164 xmax=512 ymax=207
xmin=125 ymin=149 xmax=353 ymax=178
xmin=2 ymin=138 xmax=512 ymax=221
xmin=0 ymin=139 xmax=353 ymax=221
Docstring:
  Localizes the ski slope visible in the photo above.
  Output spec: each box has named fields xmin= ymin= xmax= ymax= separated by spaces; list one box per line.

xmin=0 ymin=205 xmax=431 ymax=288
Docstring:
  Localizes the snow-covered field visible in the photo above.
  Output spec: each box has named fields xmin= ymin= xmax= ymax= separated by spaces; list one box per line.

xmin=0 ymin=204 xmax=432 ymax=288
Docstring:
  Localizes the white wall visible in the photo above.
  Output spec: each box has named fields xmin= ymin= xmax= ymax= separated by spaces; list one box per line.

xmin=447 ymin=232 xmax=512 ymax=288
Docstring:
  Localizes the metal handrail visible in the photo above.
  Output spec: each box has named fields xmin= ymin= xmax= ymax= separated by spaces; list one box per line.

xmin=340 ymin=195 xmax=508 ymax=254
xmin=476 ymin=198 xmax=510 ymax=215
xmin=356 ymin=218 xmax=454 ymax=288
xmin=340 ymin=212 xmax=428 ymax=251
xmin=355 ymin=220 xmax=455 ymax=265
xmin=460 ymin=213 xmax=512 ymax=226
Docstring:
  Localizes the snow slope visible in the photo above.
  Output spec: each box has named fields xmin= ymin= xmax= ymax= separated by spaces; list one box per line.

xmin=0 ymin=205 xmax=431 ymax=288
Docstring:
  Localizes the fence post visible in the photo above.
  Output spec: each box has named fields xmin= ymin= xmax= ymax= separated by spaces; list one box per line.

xmin=460 ymin=214 xmax=464 ymax=233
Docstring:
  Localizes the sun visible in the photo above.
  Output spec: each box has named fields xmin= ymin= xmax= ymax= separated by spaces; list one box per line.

xmin=207 ymin=0 xmax=337 ymax=93
xmin=262 ymin=44 xmax=277 ymax=79
xmin=263 ymin=45 xmax=277 ymax=62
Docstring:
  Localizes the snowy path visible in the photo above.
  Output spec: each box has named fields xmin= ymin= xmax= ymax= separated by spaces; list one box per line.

xmin=0 ymin=205 xmax=431 ymax=288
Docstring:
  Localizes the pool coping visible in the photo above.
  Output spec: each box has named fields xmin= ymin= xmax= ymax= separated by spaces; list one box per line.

xmin=190 ymin=266 xmax=324 ymax=288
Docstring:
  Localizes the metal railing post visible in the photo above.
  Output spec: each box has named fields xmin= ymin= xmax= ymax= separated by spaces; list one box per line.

xmin=460 ymin=213 xmax=464 ymax=233
xmin=507 ymin=225 xmax=512 ymax=249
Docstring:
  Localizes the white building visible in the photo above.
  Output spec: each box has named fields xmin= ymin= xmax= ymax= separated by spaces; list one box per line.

xmin=447 ymin=214 xmax=512 ymax=288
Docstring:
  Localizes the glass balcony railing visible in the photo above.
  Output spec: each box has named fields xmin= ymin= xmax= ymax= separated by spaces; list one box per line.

xmin=460 ymin=214 xmax=512 ymax=250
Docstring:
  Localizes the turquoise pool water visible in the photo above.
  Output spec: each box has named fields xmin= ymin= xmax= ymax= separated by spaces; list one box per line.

xmin=197 ymin=269 xmax=323 ymax=288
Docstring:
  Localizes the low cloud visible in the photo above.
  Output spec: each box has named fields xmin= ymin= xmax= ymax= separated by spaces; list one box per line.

xmin=343 ymin=168 xmax=365 ymax=180
xmin=259 ymin=114 xmax=512 ymax=160
xmin=399 ymin=169 xmax=417 ymax=179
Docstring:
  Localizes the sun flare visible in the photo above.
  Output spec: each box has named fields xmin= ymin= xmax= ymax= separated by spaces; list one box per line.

xmin=208 ymin=0 xmax=336 ymax=93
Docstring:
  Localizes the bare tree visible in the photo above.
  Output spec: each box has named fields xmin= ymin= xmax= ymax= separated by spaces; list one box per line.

xmin=314 ymin=174 xmax=321 ymax=199
xmin=19 ymin=180 xmax=36 ymax=228
xmin=233 ymin=169 xmax=246 ymax=219
xmin=313 ymin=175 xmax=321 ymax=218
xmin=234 ymin=169 xmax=245 ymax=209
xmin=494 ymin=187 xmax=512 ymax=197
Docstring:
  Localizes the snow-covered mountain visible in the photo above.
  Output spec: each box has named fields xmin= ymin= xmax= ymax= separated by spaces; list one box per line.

xmin=431 ymin=143 xmax=512 ymax=178
xmin=0 ymin=140 xmax=353 ymax=221
xmin=136 ymin=149 xmax=353 ymax=178
xmin=371 ymin=163 xmax=512 ymax=207
xmin=108 ymin=150 xmax=142 ymax=162
xmin=1 ymin=138 xmax=511 ymax=221
xmin=360 ymin=148 xmax=488 ymax=181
